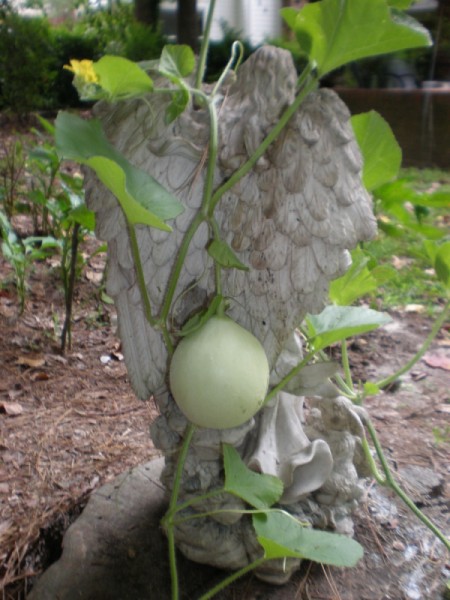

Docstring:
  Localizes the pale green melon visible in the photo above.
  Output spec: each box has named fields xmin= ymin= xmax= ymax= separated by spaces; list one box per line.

xmin=169 ymin=316 xmax=270 ymax=429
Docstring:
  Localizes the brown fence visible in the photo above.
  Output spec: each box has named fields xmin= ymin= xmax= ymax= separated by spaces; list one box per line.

xmin=336 ymin=88 xmax=450 ymax=170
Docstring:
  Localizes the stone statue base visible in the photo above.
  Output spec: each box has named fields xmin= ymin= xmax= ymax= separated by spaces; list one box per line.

xmin=28 ymin=457 xmax=447 ymax=600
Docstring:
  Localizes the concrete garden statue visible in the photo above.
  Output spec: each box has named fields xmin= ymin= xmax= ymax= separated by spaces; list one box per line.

xmin=53 ymin=1 xmax=448 ymax=597
xmin=83 ymin=43 xmax=375 ymax=582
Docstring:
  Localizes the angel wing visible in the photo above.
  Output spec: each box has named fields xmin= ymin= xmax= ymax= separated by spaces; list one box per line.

xmin=84 ymin=45 xmax=376 ymax=402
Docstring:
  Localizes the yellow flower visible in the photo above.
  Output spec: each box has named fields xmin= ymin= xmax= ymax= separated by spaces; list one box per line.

xmin=64 ymin=59 xmax=98 ymax=84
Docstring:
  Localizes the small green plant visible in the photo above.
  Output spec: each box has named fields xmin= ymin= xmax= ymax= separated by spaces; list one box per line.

xmin=0 ymin=210 xmax=58 ymax=313
xmin=343 ymin=114 xmax=450 ymax=311
xmin=54 ymin=0 xmax=450 ymax=597
xmin=0 ymin=138 xmax=26 ymax=218
xmin=369 ymin=177 xmax=450 ymax=309
xmin=433 ymin=425 xmax=450 ymax=446
xmin=0 ymin=118 xmax=96 ymax=345
xmin=27 ymin=117 xmax=96 ymax=349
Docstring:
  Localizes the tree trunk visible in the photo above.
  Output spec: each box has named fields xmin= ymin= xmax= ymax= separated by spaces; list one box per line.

xmin=177 ymin=0 xmax=199 ymax=53
xmin=134 ymin=0 xmax=160 ymax=28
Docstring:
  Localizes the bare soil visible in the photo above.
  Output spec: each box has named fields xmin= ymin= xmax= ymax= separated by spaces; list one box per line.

xmin=0 ymin=246 xmax=160 ymax=598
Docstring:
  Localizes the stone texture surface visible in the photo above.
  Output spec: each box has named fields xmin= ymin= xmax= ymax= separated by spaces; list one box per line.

xmin=28 ymin=459 xmax=169 ymax=600
xmin=28 ymin=459 xmax=448 ymax=600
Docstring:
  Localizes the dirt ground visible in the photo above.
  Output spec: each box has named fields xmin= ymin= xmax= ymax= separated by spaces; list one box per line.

xmin=0 ymin=237 xmax=449 ymax=599
xmin=0 ymin=245 xmax=161 ymax=598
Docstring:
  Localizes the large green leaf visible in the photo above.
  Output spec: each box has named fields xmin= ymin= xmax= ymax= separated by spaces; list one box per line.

xmin=223 ymin=444 xmax=283 ymax=509
xmin=159 ymin=44 xmax=196 ymax=80
xmin=306 ymin=305 xmax=392 ymax=351
xmin=387 ymin=0 xmax=414 ymax=7
xmin=282 ymin=0 xmax=431 ymax=76
xmin=253 ymin=511 xmax=364 ymax=566
xmin=351 ymin=111 xmax=402 ymax=191
xmin=55 ymin=112 xmax=183 ymax=230
xmin=330 ymin=247 xmax=396 ymax=305
xmin=165 ymin=88 xmax=190 ymax=125
xmin=158 ymin=46 xmax=195 ymax=122
xmin=93 ymin=56 xmax=153 ymax=100
xmin=67 ymin=204 xmax=95 ymax=231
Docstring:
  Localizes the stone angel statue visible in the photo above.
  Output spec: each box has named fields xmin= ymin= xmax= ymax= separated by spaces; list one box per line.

xmin=84 ymin=46 xmax=376 ymax=582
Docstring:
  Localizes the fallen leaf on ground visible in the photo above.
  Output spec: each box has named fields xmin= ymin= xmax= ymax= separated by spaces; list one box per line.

xmin=0 ymin=519 xmax=13 ymax=539
xmin=0 ymin=401 xmax=24 ymax=416
xmin=403 ymin=304 xmax=426 ymax=313
xmin=30 ymin=371 xmax=50 ymax=382
xmin=392 ymin=255 xmax=412 ymax=270
xmin=410 ymin=371 xmax=427 ymax=381
xmin=16 ymin=355 xmax=46 ymax=368
xmin=85 ymin=269 xmax=103 ymax=284
xmin=422 ymin=353 xmax=450 ymax=371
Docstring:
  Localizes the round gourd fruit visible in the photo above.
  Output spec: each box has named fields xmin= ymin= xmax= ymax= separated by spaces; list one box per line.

xmin=169 ymin=316 xmax=270 ymax=429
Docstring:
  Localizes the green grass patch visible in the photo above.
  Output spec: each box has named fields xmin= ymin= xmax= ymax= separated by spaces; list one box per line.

xmin=363 ymin=168 xmax=450 ymax=312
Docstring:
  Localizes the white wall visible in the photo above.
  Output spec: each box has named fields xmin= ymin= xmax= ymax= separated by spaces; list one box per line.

xmin=242 ymin=0 xmax=282 ymax=46
xmin=198 ymin=0 xmax=282 ymax=45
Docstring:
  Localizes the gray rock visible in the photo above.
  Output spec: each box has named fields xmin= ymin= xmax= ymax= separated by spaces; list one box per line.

xmin=28 ymin=459 xmax=221 ymax=600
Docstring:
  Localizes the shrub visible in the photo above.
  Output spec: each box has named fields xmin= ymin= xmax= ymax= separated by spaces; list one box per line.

xmin=0 ymin=4 xmax=167 ymax=114
xmin=0 ymin=9 xmax=56 ymax=114
xmin=123 ymin=21 xmax=166 ymax=62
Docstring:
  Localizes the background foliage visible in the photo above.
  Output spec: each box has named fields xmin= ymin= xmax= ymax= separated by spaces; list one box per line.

xmin=0 ymin=2 xmax=166 ymax=113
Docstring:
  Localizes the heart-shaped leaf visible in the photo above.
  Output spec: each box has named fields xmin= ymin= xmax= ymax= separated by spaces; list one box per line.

xmin=253 ymin=511 xmax=364 ymax=566
xmin=159 ymin=44 xmax=196 ymax=81
xmin=306 ymin=305 xmax=392 ymax=351
xmin=55 ymin=112 xmax=183 ymax=230
xmin=282 ymin=0 xmax=431 ymax=77
xmin=223 ymin=444 xmax=283 ymax=509
xmin=94 ymin=56 xmax=153 ymax=100
xmin=351 ymin=111 xmax=402 ymax=191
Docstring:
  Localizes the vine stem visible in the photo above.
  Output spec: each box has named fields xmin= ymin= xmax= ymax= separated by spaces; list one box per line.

xmin=341 ymin=339 xmax=354 ymax=391
xmin=375 ymin=300 xmax=449 ymax=390
xmin=163 ymin=423 xmax=196 ymax=600
xmin=209 ymin=216 xmax=223 ymax=297
xmin=127 ymin=223 xmax=155 ymax=326
xmin=170 ymin=487 xmax=224 ymax=515
xmin=159 ymin=92 xmax=220 ymax=325
xmin=60 ymin=222 xmax=80 ymax=352
xmin=264 ymin=349 xmax=316 ymax=405
xmin=210 ymin=40 xmax=244 ymax=98
xmin=298 ymin=325 xmax=358 ymax=400
xmin=198 ymin=557 xmax=266 ymax=600
xmin=208 ymin=65 xmax=317 ymax=215
xmin=362 ymin=417 xmax=450 ymax=551
xmin=201 ymin=99 xmax=219 ymax=213
xmin=159 ymin=210 xmax=204 ymax=325
xmin=160 ymin=65 xmax=319 ymax=331
xmin=195 ymin=0 xmax=217 ymax=89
